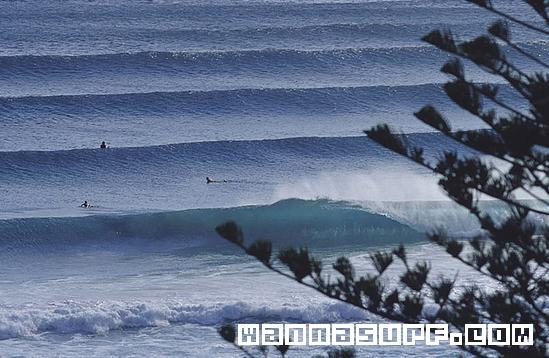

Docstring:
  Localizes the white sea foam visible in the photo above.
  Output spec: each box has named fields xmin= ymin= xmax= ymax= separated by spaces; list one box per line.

xmin=273 ymin=169 xmax=447 ymax=203
xmin=0 ymin=300 xmax=368 ymax=339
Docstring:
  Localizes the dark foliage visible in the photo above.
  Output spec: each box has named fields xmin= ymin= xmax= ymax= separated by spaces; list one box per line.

xmin=215 ymin=1 xmax=548 ymax=357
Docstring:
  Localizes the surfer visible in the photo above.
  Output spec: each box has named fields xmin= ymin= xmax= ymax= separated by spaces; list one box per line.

xmin=206 ymin=177 xmax=227 ymax=184
xmin=100 ymin=141 xmax=108 ymax=149
xmin=80 ymin=200 xmax=92 ymax=208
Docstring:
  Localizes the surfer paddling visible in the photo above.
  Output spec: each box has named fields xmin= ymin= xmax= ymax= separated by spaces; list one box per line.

xmin=80 ymin=200 xmax=93 ymax=208
xmin=206 ymin=176 xmax=227 ymax=184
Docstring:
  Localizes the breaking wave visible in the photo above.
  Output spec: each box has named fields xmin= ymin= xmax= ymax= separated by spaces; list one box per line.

xmin=0 ymin=199 xmax=422 ymax=253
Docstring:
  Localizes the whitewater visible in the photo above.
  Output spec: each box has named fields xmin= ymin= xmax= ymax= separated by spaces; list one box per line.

xmin=0 ymin=0 xmax=546 ymax=357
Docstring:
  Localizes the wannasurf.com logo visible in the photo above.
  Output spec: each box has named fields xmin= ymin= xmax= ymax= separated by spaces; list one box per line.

xmin=237 ymin=323 xmax=534 ymax=347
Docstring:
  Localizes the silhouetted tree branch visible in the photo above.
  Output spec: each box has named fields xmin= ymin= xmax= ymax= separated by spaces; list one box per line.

xmin=214 ymin=1 xmax=548 ymax=357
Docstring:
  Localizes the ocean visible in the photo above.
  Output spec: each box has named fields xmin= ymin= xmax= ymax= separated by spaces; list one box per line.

xmin=0 ymin=0 xmax=546 ymax=356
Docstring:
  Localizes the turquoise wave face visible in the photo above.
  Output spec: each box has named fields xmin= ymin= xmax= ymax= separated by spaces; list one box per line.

xmin=0 ymin=199 xmax=422 ymax=253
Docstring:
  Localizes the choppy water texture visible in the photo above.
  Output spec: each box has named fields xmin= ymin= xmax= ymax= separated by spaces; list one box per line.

xmin=0 ymin=0 xmax=546 ymax=356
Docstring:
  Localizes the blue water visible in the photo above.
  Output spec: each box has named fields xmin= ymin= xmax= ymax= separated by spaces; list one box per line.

xmin=0 ymin=0 xmax=546 ymax=356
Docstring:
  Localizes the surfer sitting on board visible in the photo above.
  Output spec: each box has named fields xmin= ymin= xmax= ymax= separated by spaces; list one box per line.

xmin=206 ymin=177 xmax=227 ymax=184
xmin=80 ymin=200 xmax=92 ymax=208
xmin=100 ymin=141 xmax=108 ymax=149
